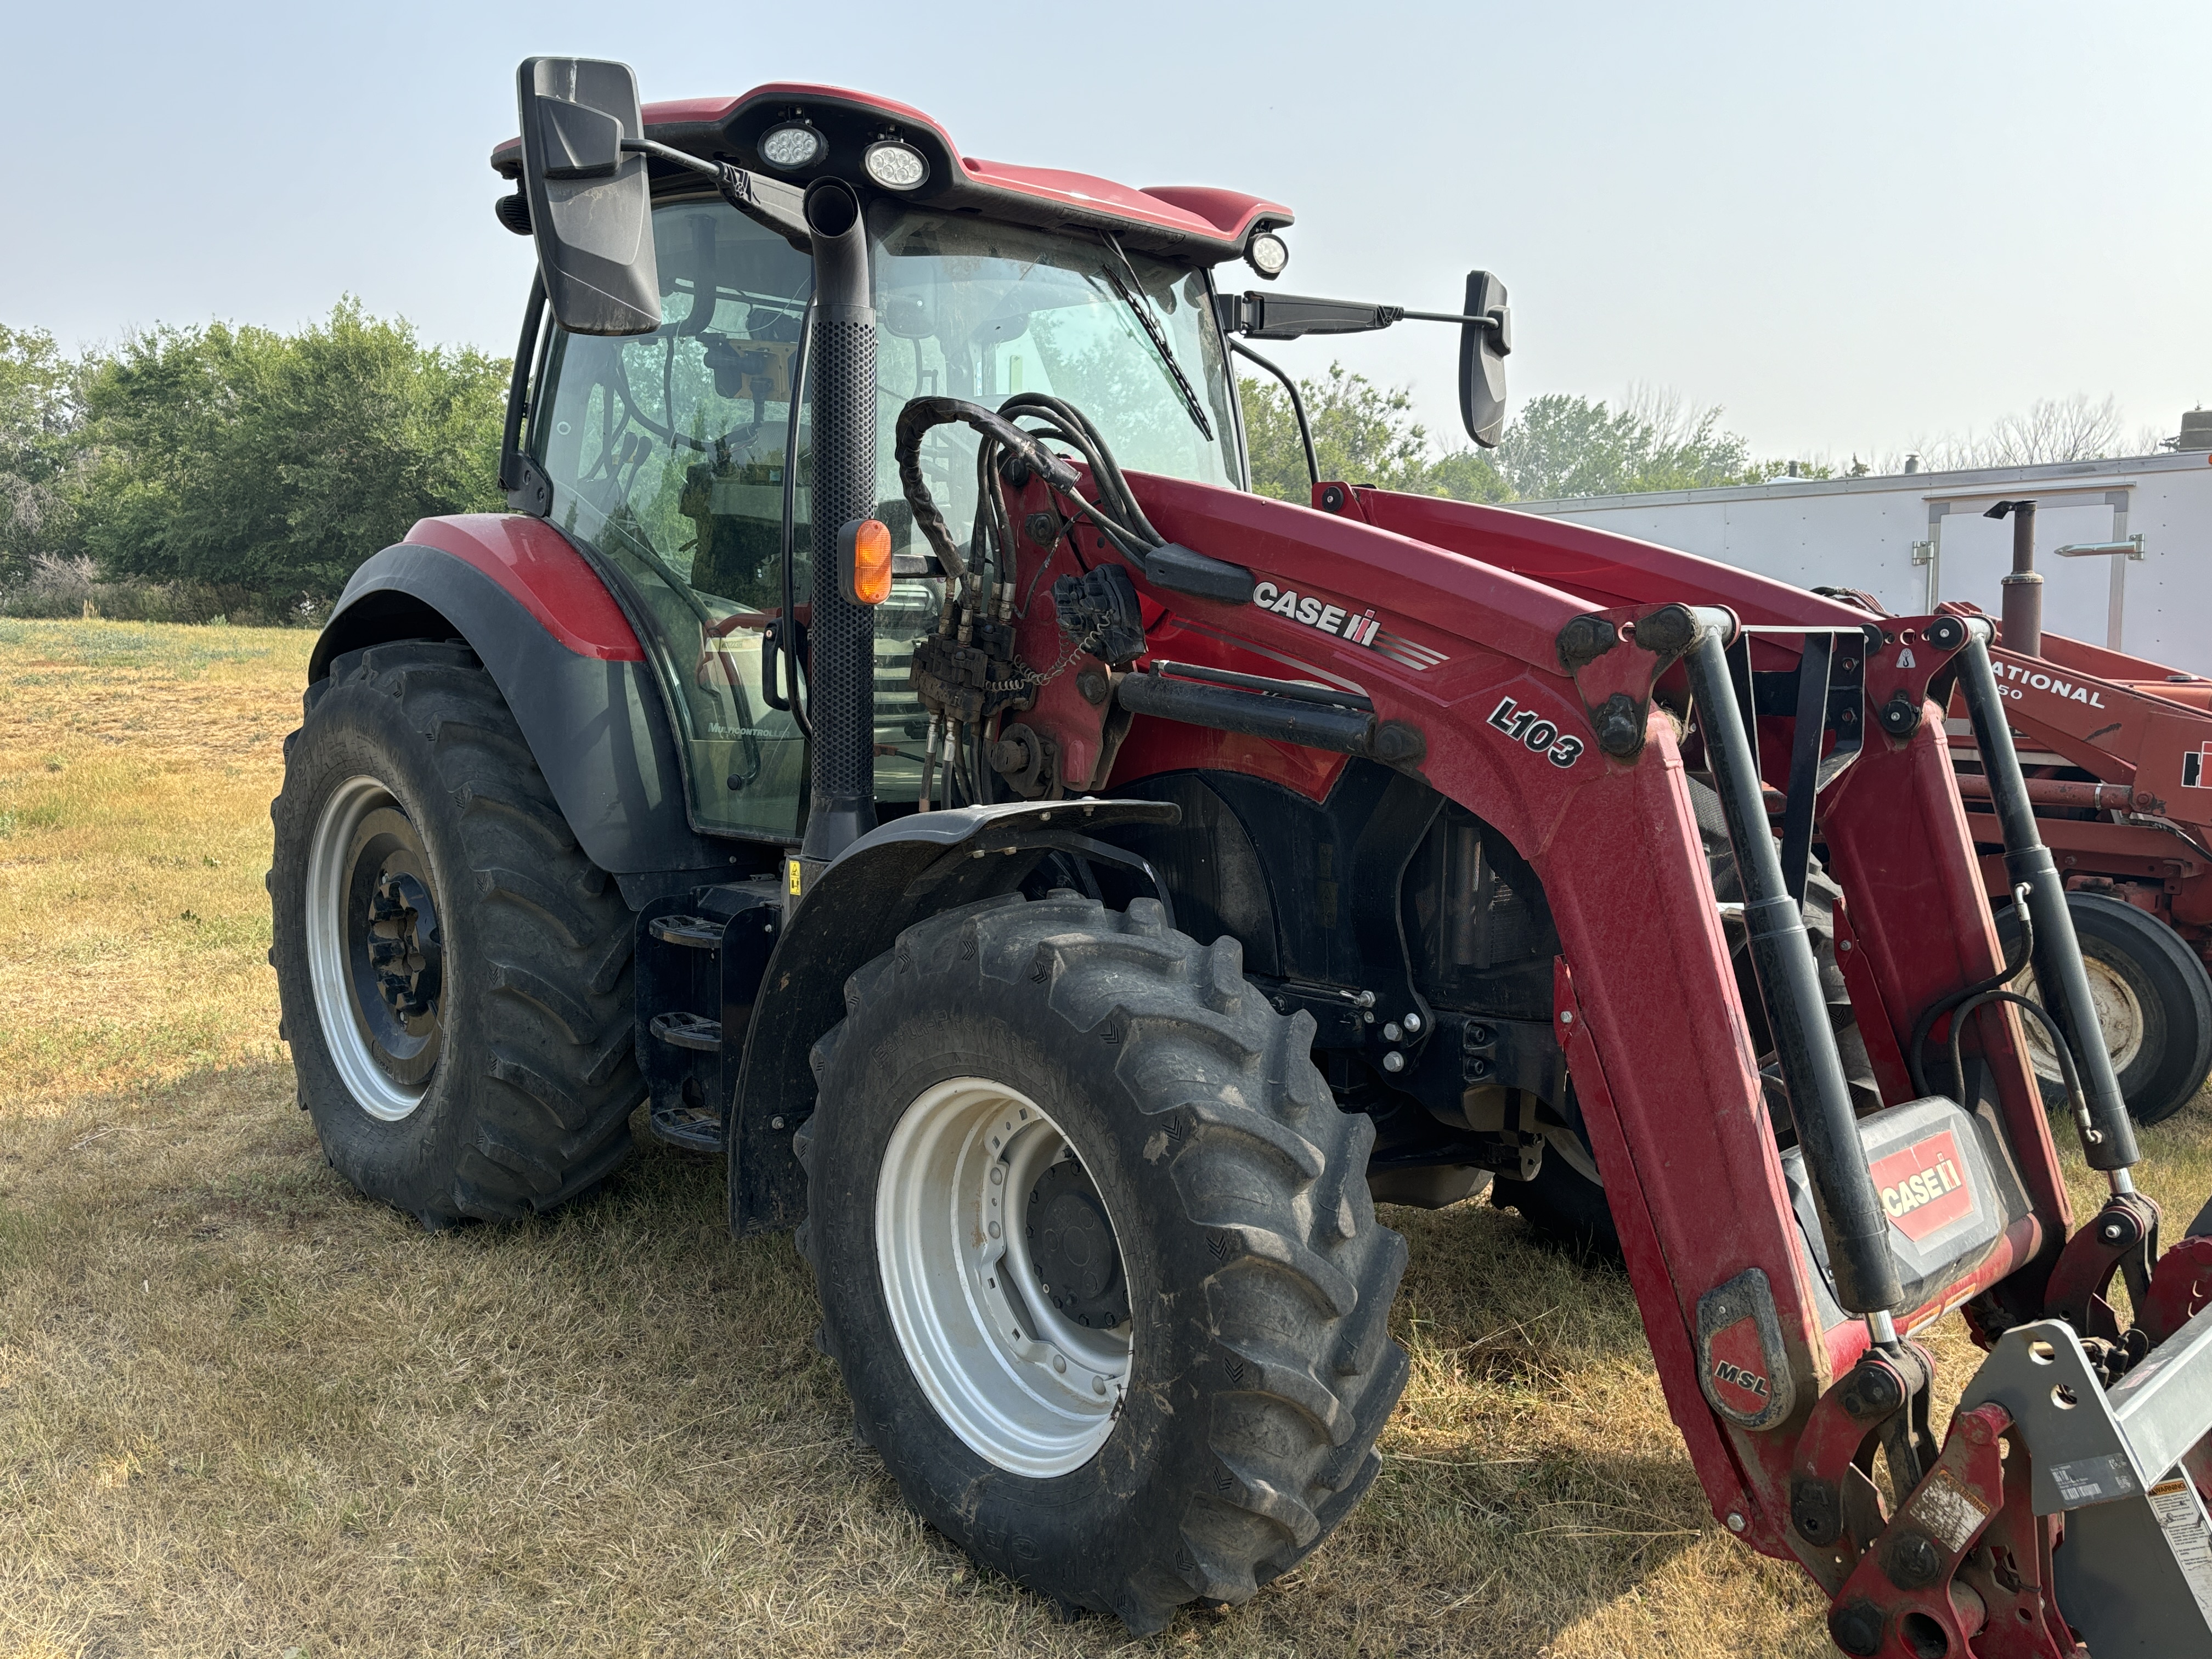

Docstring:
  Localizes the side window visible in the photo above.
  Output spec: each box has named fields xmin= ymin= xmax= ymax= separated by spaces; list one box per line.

xmin=534 ymin=198 xmax=815 ymax=842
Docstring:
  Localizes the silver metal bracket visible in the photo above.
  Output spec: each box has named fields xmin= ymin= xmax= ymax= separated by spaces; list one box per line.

xmin=1960 ymin=1307 xmax=2212 ymax=1656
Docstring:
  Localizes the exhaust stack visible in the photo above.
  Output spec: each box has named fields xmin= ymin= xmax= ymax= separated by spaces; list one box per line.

xmin=1987 ymin=498 xmax=2040 ymax=657
xmin=797 ymin=179 xmax=879 ymax=865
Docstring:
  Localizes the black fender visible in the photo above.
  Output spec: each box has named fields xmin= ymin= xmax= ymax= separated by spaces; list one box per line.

xmin=726 ymin=797 xmax=1180 ymax=1235
xmin=315 ymin=541 xmax=733 ymax=891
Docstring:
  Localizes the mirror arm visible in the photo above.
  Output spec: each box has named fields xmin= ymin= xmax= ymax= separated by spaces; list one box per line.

xmin=620 ymin=138 xmax=810 ymax=247
xmin=1217 ymin=291 xmax=1508 ymax=347
xmin=499 ymin=274 xmax=554 ymax=514
xmin=1399 ymin=309 xmax=1508 ymax=337
xmin=1227 ymin=339 xmax=1318 ymax=492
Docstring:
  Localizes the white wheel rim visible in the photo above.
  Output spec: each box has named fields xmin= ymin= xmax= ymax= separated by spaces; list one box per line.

xmin=306 ymin=775 xmax=433 ymax=1122
xmin=876 ymin=1077 xmax=1132 ymax=1476
xmin=2017 ymin=960 xmax=2145 ymax=1083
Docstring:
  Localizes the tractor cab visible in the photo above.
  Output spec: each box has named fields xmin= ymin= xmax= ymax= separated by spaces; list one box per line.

xmin=493 ymin=87 xmax=1259 ymax=845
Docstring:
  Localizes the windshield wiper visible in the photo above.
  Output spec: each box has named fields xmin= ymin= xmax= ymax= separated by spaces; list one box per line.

xmin=1096 ymin=233 xmax=1213 ymax=442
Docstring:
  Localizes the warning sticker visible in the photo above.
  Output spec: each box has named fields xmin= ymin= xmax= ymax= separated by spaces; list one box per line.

xmin=1906 ymin=1468 xmax=1991 ymax=1554
xmin=2050 ymin=1453 xmax=2137 ymax=1508
xmin=2147 ymin=1477 xmax=2212 ymax=1625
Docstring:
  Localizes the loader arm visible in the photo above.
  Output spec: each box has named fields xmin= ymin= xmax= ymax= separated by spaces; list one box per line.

xmin=979 ymin=465 xmax=2212 ymax=1654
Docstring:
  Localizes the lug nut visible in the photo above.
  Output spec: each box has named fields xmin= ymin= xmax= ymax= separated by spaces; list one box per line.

xmin=1382 ymin=1051 xmax=1406 ymax=1073
xmin=1383 ymin=1022 xmax=1403 ymax=1042
xmin=1403 ymin=1012 xmax=1423 ymax=1035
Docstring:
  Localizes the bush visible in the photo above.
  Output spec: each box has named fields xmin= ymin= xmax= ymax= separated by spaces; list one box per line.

xmin=0 ymin=303 xmax=506 ymax=618
xmin=0 ymin=551 xmax=318 ymax=627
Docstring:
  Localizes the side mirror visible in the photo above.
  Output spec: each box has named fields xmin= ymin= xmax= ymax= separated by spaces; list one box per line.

xmin=1458 ymin=270 xmax=1511 ymax=448
xmin=516 ymin=57 xmax=661 ymax=336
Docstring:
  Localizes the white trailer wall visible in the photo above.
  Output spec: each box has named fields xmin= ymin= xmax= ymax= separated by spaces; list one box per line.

xmin=1511 ymin=451 xmax=2212 ymax=677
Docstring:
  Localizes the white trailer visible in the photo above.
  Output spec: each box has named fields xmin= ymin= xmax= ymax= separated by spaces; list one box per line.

xmin=1509 ymin=444 xmax=2212 ymax=676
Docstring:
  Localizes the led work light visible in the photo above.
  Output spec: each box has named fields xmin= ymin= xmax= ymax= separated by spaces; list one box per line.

xmin=862 ymin=140 xmax=929 ymax=191
xmin=759 ymin=121 xmax=826 ymax=171
xmin=1245 ymin=231 xmax=1289 ymax=279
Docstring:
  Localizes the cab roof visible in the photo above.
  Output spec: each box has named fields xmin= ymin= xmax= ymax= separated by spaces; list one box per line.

xmin=492 ymin=82 xmax=1291 ymax=265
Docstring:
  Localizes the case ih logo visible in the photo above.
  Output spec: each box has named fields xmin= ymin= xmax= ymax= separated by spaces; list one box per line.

xmin=1705 ymin=1316 xmax=1773 ymax=1416
xmin=2186 ymin=742 xmax=2209 ymax=789
xmin=1872 ymin=1131 xmax=1974 ymax=1242
xmin=1250 ymin=582 xmax=1447 ymax=672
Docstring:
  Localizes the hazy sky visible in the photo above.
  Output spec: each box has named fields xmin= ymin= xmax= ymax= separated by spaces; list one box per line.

xmin=7 ymin=2 xmax=2207 ymax=464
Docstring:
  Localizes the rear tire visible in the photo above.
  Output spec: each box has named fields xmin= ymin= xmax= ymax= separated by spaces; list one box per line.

xmin=269 ymin=642 xmax=640 ymax=1222
xmin=2001 ymin=893 xmax=2212 ymax=1127
xmin=798 ymin=892 xmax=1409 ymax=1632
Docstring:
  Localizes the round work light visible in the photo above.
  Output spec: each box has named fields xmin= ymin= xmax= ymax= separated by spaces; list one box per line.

xmin=1245 ymin=231 xmax=1290 ymax=280
xmin=759 ymin=122 xmax=827 ymax=172
xmin=863 ymin=140 xmax=929 ymax=191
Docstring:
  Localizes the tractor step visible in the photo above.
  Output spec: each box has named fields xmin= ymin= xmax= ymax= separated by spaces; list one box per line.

xmin=648 ymin=913 xmax=724 ymax=949
xmin=1962 ymin=1301 xmax=2212 ymax=1656
xmin=649 ymin=1011 xmax=722 ymax=1052
xmin=647 ymin=1099 xmax=724 ymax=1154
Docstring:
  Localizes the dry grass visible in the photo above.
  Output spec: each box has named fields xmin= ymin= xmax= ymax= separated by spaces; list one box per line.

xmin=0 ymin=620 xmax=310 ymax=1108
xmin=0 ymin=618 xmax=2205 ymax=1658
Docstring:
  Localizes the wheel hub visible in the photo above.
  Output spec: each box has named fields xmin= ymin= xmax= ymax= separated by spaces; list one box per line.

xmin=305 ymin=777 xmax=446 ymax=1121
xmin=368 ymin=870 xmax=442 ymax=1020
xmin=2018 ymin=959 xmax=2145 ymax=1082
xmin=1026 ymin=1159 xmax=1130 ymax=1329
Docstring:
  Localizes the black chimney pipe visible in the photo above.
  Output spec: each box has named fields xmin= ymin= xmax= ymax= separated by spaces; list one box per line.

xmin=797 ymin=180 xmax=878 ymax=866
xmin=1986 ymin=499 xmax=2040 ymax=657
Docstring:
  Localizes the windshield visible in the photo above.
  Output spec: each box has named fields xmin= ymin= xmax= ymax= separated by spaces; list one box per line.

xmin=870 ymin=206 xmax=1242 ymax=529
xmin=531 ymin=195 xmax=1242 ymax=845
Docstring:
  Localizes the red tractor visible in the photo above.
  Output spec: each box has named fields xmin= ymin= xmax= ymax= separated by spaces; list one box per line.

xmin=269 ymin=57 xmax=2212 ymax=1652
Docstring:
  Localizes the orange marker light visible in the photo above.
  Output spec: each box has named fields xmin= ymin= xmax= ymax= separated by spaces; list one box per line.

xmin=840 ymin=518 xmax=894 ymax=606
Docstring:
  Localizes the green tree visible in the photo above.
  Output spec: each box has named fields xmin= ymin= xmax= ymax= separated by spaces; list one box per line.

xmin=1492 ymin=389 xmax=1764 ymax=500
xmin=1239 ymin=364 xmax=1509 ymax=505
xmin=0 ymin=325 xmax=89 ymax=576
xmin=75 ymin=300 xmax=509 ymax=603
xmin=1238 ymin=366 xmax=1778 ymax=507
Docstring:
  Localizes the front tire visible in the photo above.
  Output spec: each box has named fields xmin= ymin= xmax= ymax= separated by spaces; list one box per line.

xmin=798 ymin=892 xmax=1409 ymax=1632
xmin=2002 ymin=892 xmax=2212 ymax=1127
xmin=269 ymin=642 xmax=641 ymax=1222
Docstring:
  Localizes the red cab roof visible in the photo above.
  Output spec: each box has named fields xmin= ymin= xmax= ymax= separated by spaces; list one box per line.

xmin=493 ymin=83 xmax=1290 ymax=264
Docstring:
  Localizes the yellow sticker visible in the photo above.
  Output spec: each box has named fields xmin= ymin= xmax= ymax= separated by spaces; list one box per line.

xmin=787 ymin=858 xmax=803 ymax=897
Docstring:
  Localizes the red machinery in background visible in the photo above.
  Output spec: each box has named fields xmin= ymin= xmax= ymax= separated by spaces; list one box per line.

xmin=1934 ymin=608 xmax=2212 ymax=1125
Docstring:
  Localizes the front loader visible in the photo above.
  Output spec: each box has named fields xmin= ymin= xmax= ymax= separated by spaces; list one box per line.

xmin=268 ymin=56 xmax=2212 ymax=1651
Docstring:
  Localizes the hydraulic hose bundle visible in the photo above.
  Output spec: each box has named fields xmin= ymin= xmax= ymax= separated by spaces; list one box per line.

xmin=894 ymin=394 xmax=1161 ymax=809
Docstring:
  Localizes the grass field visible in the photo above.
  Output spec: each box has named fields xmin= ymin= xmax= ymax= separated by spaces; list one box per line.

xmin=1 ymin=618 xmax=2205 ymax=1658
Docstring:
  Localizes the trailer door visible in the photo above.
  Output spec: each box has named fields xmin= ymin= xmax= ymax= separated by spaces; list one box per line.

xmin=1928 ymin=489 xmax=2135 ymax=647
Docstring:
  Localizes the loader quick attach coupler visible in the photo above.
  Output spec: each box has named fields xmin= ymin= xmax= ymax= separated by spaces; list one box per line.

xmin=1791 ymin=1340 xmax=1942 ymax=1584
xmin=1805 ymin=1308 xmax=2212 ymax=1656
xmin=1952 ymin=1304 xmax=2212 ymax=1658
xmin=2042 ymin=1189 xmax=2162 ymax=1352
xmin=1820 ymin=1400 xmax=2079 ymax=1659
